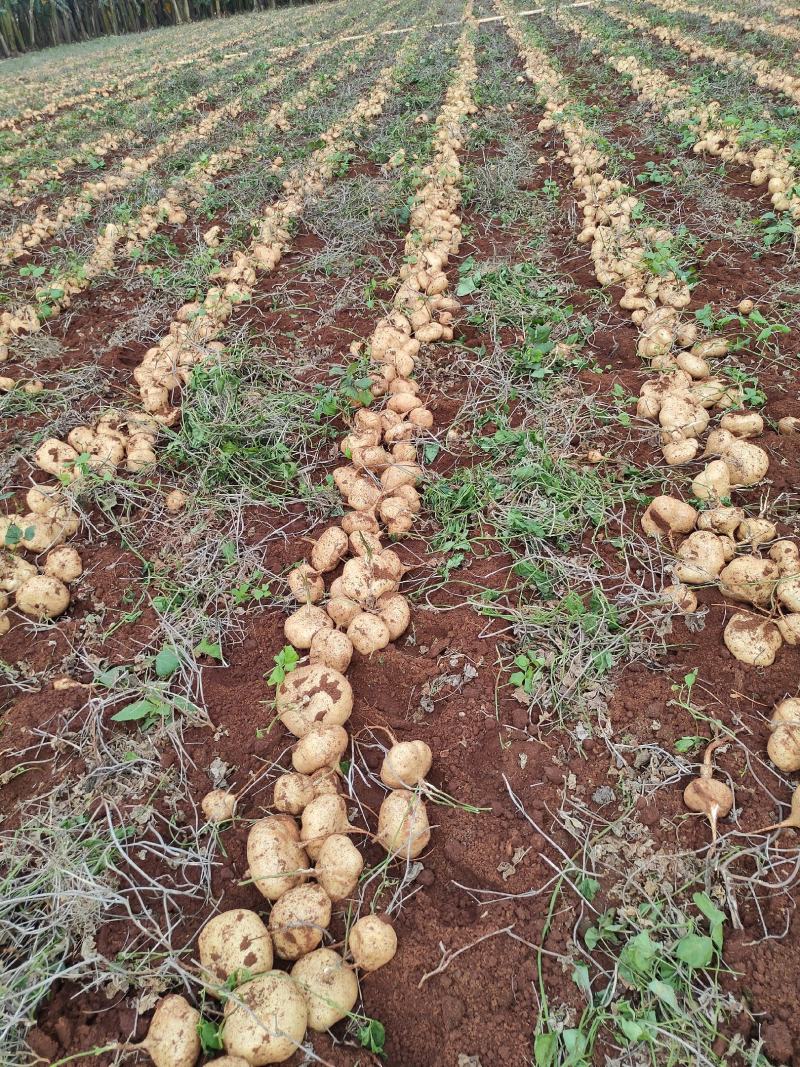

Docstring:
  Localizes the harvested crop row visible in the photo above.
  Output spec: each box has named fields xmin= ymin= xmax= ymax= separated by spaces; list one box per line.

xmin=497 ymin=4 xmax=800 ymax=691
xmin=0 ymin=11 xmax=247 ymax=100
xmin=608 ymin=1 xmax=800 ymax=105
xmin=0 ymin=68 xmax=286 ymax=267
xmin=0 ymin=37 xmax=307 ymax=208
xmin=0 ymin=22 xmax=419 ymax=634
xmin=0 ymin=31 xmax=382 ymax=362
xmin=1 ymin=129 xmax=148 ymax=207
xmin=643 ymin=0 xmax=800 ymax=48
xmin=0 ymin=0 xmax=369 ymax=166
xmin=0 ymin=10 xmax=266 ymax=119
xmin=552 ymin=8 xmax=800 ymax=228
xmin=0 ymin=0 xmax=380 ymax=200
xmin=0 ymin=16 xmax=290 ymax=135
xmin=136 ymin=15 xmax=481 ymax=1065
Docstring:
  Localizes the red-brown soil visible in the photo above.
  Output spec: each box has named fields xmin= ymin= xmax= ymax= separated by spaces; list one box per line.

xmin=3 ymin=16 xmax=800 ymax=1067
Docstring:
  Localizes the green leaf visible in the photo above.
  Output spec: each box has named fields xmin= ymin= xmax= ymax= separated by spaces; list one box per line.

xmin=224 ymin=966 xmax=254 ymax=991
xmin=195 ymin=637 xmax=223 ymax=661
xmin=561 ymin=1028 xmax=588 ymax=1062
xmin=196 ymin=1018 xmax=223 ymax=1053
xmin=693 ymin=891 xmax=724 ymax=927
xmin=675 ymin=933 xmax=714 ymax=969
xmin=577 ymin=876 xmax=601 ymax=902
xmin=674 ymin=736 xmax=703 ymax=754
xmin=617 ymin=1016 xmax=644 ymax=1042
xmin=3 ymin=523 xmax=22 ymax=547
xmin=111 ymin=698 xmax=163 ymax=723
xmin=95 ymin=665 xmax=128 ymax=688
xmin=533 ymin=1032 xmax=558 ymax=1067
xmin=267 ymin=644 xmax=300 ymax=687
xmin=168 ymin=696 xmax=202 ymax=721
xmin=154 ymin=646 xmax=180 ymax=678
xmin=584 ymin=925 xmax=601 ymax=951
xmin=571 ymin=962 xmax=591 ymax=997
xmin=693 ymin=891 xmax=725 ymax=949
xmin=647 ymin=978 xmax=680 ymax=1013
xmin=619 ymin=931 xmax=657 ymax=984
xmin=357 ymin=1017 xmax=386 ymax=1057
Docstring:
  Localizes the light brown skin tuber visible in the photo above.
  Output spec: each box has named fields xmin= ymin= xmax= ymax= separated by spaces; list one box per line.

xmin=755 ymin=786 xmax=800 ymax=834
xmin=201 ymin=788 xmax=238 ymax=823
xmin=683 ymin=739 xmax=733 ymax=845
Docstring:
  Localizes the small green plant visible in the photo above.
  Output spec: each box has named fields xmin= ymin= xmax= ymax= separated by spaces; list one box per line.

xmin=674 ymin=735 xmax=705 ymax=754
xmin=363 ymin=276 xmax=379 ymax=308
xmin=315 ymin=360 xmax=374 ymax=415
xmin=19 ymin=264 xmax=45 ymax=279
xmin=641 ymin=229 xmax=700 ymax=285
xmin=354 ymin=1014 xmax=387 ymax=1057
xmin=109 ymin=692 xmax=201 ymax=730
xmin=755 ymin=210 xmax=795 ymax=250
xmin=197 ymin=1017 xmax=223 ymax=1054
xmin=267 ymin=645 xmax=299 ymax=687
xmin=455 ymin=254 xmax=484 ymax=297
xmin=536 ymin=889 xmax=729 ymax=1066
xmin=635 ymin=161 xmax=674 ymax=185
xmin=724 ymin=367 xmax=766 ymax=408
xmin=230 ymin=571 xmax=272 ymax=605
xmin=508 ymin=650 xmax=546 ymax=694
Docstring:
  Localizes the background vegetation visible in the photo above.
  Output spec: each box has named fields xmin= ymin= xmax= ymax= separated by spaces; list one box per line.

xmin=0 ymin=0 xmax=331 ymax=58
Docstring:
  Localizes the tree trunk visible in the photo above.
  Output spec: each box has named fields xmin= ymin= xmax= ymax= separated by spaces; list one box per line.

xmin=71 ymin=0 xmax=89 ymax=40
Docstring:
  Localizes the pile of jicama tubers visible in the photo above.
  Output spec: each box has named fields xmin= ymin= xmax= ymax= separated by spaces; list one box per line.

xmin=133 ymin=21 xmax=478 ymax=1067
xmin=174 ymin=735 xmax=433 ymax=1066
xmin=642 ymin=494 xmax=800 ymax=666
xmin=553 ymin=14 xmax=800 ymax=227
xmin=497 ymin=0 xmax=800 ymax=844
xmin=611 ymin=2 xmax=800 ymax=109
xmin=0 ymin=41 xmax=404 ymax=637
xmin=501 ymin=0 xmax=800 ymax=671
xmin=0 ymin=408 xmax=167 ymax=629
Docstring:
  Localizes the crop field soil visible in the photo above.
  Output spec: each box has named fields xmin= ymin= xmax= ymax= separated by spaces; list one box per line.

xmin=2 ymin=0 xmax=800 ymax=1064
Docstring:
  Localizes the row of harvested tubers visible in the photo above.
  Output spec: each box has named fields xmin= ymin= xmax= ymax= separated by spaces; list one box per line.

xmin=0 ymin=44 xmax=409 ymax=633
xmin=498 ymin=3 xmax=800 ymax=848
xmin=182 ymin=739 xmax=432 ymax=1065
xmin=143 ymin=27 xmax=479 ymax=1067
xmin=0 ymin=81 xmax=255 ymax=268
xmin=502 ymin=3 xmax=800 ymax=669
xmin=130 ymin=45 xmax=408 ymax=427
xmin=0 ymin=16 xmax=263 ymax=133
xmin=555 ymin=13 xmax=800 ymax=226
xmin=0 ymin=38 xmax=343 ymax=359
xmin=645 ymin=0 xmax=800 ymax=48
xmin=0 ymin=131 xmax=132 ymax=208
xmin=609 ymin=1 xmax=800 ymax=108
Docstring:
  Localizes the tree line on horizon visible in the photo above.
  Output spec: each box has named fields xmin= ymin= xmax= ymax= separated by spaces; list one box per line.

xmin=0 ymin=0 xmax=330 ymax=59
